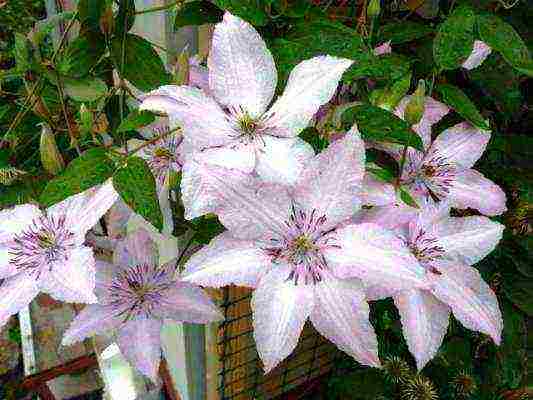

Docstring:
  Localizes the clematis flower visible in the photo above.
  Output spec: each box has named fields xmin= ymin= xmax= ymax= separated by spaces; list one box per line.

xmin=462 ymin=40 xmax=492 ymax=70
xmin=139 ymin=12 xmax=353 ymax=219
xmin=182 ymin=129 xmax=426 ymax=372
xmin=62 ymin=228 xmax=222 ymax=382
xmin=364 ymin=202 xmax=504 ymax=369
xmin=0 ymin=180 xmax=118 ymax=328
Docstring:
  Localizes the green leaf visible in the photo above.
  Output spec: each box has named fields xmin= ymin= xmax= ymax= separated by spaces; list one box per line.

xmin=62 ymin=36 xmax=106 ymax=78
xmin=299 ymin=127 xmax=328 ymax=152
xmin=502 ymin=272 xmax=533 ymax=317
xmin=113 ymin=157 xmax=163 ymax=231
xmin=341 ymin=104 xmax=424 ymax=150
xmin=328 ymin=369 xmax=387 ymax=399
xmin=14 ymin=33 xmax=31 ymax=73
xmin=110 ymin=34 xmax=172 ymax=92
xmin=174 ymin=1 xmax=223 ymax=29
xmin=40 ymin=148 xmax=116 ymax=207
xmin=367 ymin=165 xmax=395 ymax=183
xmin=272 ymin=0 xmax=312 ymax=17
xmin=191 ymin=216 xmax=225 ymax=245
xmin=31 ymin=11 xmax=76 ymax=46
xmin=213 ymin=0 xmax=269 ymax=26
xmin=478 ymin=14 xmax=530 ymax=70
xmin=115 ymin=0 xmax=136 ymax=36
xmin=116 ymin=110 xmax=157 ymax=133
xmin=398 ymin=186 xmax=419 ymax=208
xmin=436 ymin=84 xmax=490 ymax=130
xmin=78 ymin=0 xmax=107 ymax=32
xmin=63 ymin=77 xmax=108 ymax=102
xmin=513 ymin=59 xmax=533 ymax=77
xmin=433 ymin=5 xmax=475 ymax=70
xmin=379 ymin=21 xmax=433 ymax=44
xmin=498 ymin=300 xmax=527 ymax=387
xmin=345 ymin=53 xmax=412 ymax=82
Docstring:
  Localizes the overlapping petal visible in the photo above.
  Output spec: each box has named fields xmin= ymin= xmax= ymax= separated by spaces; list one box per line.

xmin=0 ymin=204 xmax=43 ymax=243
xmin=0 ymin=273 xmax=39 ymax=328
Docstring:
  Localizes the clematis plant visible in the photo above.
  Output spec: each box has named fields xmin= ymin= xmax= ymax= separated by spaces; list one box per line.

xmin=0 ymin=180 xmax=118 ymax=328
xmin=182 ymin=129 xmax=427 ymax=372
xmin=62 ymin=228 xmax=222 ymax=382
xmin=139 ymin=12 xmax=354 ymax=219
xmin=363 ymin=202 xmax=504 ymax=369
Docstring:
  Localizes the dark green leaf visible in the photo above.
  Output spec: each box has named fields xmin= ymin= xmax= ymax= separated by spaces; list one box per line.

xmin=398 ymin=186 xmax=419 ymax=208
xmin=328 ymin=369 xmax=386 ymax=399
xmin=498 ymin=300 xmax=526 ymax=387
xmin=478 ymin=14 xmax=530 ymax=70
xmin=436 ymin=84 xmax=489 ymax=130
xmin=78 ymin=0 xmax=107 ymax=32
xmin=379 ymin=21 xmax=433 ymax=44
xmin=345 ymin=53 xmax=412 ymax=82
xmin=14 ymin=33 xmax=31 ymax=73
xmin=191 ymin=215 xmax=225 ymax=244
xmin=341 ymin=104 xmax=424 ymax=150
xmin=115 ymin=0 xmax=136 ymax=36
xmin=40 ymin=148 xmax=116 ymax=207
xmin=213 ymin=0 xmax=269 ymax=26
xmin=116 ymin=110 xmax=157 ymax=133
xmin=63 ymin=36 xmax=106 ymax=78
xmin=433 ymin=6 xmax=475 ymax=70
xmin=174 ymin=1 xmax=223 ymax=29
xmin=367 ymin=165 xmax=395 ymax=183
xmin=299 ymin=127 xmax=328 ymax=152
xmin=513 ymin=59 xmax=533 ymax=77
xmin=502 ymin=272 xmax=533 ymax=317
xmin=63 ymin=77 xmax=108 ymax=102
xmin=113 ymin=157 xmax=163 ymax=231
xmin=111 ymin=34 xmax=172 ymax=92
xmin=438 ymin=336 xmax=472 ymax=369
xmin=272 ymin=0 xmax=312 ymax=18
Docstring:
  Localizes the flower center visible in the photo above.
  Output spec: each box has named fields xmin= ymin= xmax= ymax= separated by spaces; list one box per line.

xmin=407 ymin=228 xmax=444 ymax=273
xmin=153 ymin=147 xmax=173 ymax=159
xmin=143 ymin=133 xmax=182 ymax=185
xmin=9 ymin=215 xmax=75 ymax=278
xmin=238 ymin=113 xmax=258 ymax=136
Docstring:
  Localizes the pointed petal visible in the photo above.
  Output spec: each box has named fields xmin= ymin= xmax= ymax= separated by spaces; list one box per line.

xmin=113 ymin=228 xmax=158 ymax=268
xmin=311 ymin=276 xmax=381 ymax=367
xmin=373 ymin=41 xmax=392 ymax=56
xmin=359 ymin=173 xmax=396 ymax=207
xmin=61 ymin=304 xmax=123 ymax=346
xmin=356 ymin=204 xmax=418 ymax=231
xmin=462 ymin=40 xmax=492 ymax=70
xmin=429 ymin=122 xmax=490 ymax=169
xmin=117 ymin=317 xmax=163 ymax=382
xmin=323 ymin=223 xmax=425 ymax=290
xmin=182 ymin=231 xmax=271 ymax=288
xmin=255 ymin=136 xmax=314 ymax=185
xmin=0 ymin=244 xmax=19 ymax=279
xmin=395 ymin=96 xmax=449 ymax=150
xmin=139 ymin=85 xmax=235 ymax=149
xmin=431 ymin=261 xmax=502 ymax=344
xmin=252 ymin=265 xmax=314 ymax=372
xmin=365 ymin=284 xmax=398 ymax=301
xmin=293 ymin=130 xmax=365 ymax=230
xmin=0 ymin=273 xmax=39 ymax=329
xmin=209 ymin=12 xmax=276 ymax=117
xmin=448 ymin=169 xmax=507 ymax=216
xmin=0 ymin=204 xmax=42 ymax=243
xmin=199 ymin=142 xmax=256 ymax=173
xmin=47 ymin=179 xmax=118 ymax=239
xmin=94 ymin=259 xmax=115 ymax=302
xmin=265 ymin=56 xmax=353 ymax=137
xmin=434 ymin=215 xmax=504 ymax=265
xmin=155 ymin=280 xmax=223 ymax=323
xmin=40 ymin=246 xmax=97 ymax=304
xmin=394 ymin=289 xmax=450 ymax=369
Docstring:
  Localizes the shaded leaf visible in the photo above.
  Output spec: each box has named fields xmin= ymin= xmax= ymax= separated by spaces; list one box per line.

xmin=62 ymin=36 xmax=106 ymax=78
xmin=379 ymin=21 xmax=433 ymax=44
xmin=115 ymin=0 xmax=136 ymax=36
xmin=191 ymin=215 xmax=225 ymax=245
xmin=502 ymin=272 xmax=533 ymax=317
xmin=213 ymin=0 xmax=269 ymax=26
xmin=116 ymin=110 xmax=156 ymax=133
xmin=63 ymin=77 xmax=108 ymax=102
xmin=436 ymin=84 xmax=490 ymax=130
xmin=78 ymin=0 xmax=107 ymax=32
xmin=398 ymin=186 xmax=419 ymax=208
xmin=174 ymin=1 xmax=223 ymax=29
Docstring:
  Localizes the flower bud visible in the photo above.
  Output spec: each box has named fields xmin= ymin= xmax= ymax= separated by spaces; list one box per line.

xmin=173 ymin=47 xmax=190 ymax=86
xmin=39 ymin=123 xmax=65 ymax=175
xmin=404 ymin=80 xmax=426 ymax=126
xmin=367 ymin=0 xmax=381 ymax=18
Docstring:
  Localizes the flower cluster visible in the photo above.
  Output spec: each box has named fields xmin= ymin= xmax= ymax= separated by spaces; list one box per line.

xmin=0 ymin=11 xmax=506 ymax=383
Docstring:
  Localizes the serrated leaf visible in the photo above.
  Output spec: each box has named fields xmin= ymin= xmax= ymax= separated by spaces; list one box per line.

xmin=436 ymin=84 xmax=489 ymax=130
xmin=341 ymin=104 xmax=424 ymax=150
xmin=40 ymin=148 xmax=116 ymax=207
xmin=63 ymin=77 xmax=108 ymax=102
xmin=433 ymin=6 xmax=475 ymax=70
xmin=111 ymin=34 xmax=172 ymax=92
xmin=478 ymin=14 xmax=530 ymax=70
xmin=116 ymin=110 xmax=156 ymax=133
xmin=174 ymin=1 xmax=223 ymax=29
xmin=213 ymin=0 xmax=269 ymax=26
xmin=113 ymin=157 xmax=163 ymax=231
xmin=379 ymin=21 xmax=433 ymax=44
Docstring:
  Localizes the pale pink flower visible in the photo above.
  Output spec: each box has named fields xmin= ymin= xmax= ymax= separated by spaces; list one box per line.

xmin=139 ymin=12 xmax=353 ymax=219
xmin=364 ymin=202 xmax=504 ymax=369
xmin=373 ymin=41 xmax=392 ymax=56
xmin=182 ymin=130 xmax=426 ymax=372
xmin=462 ymin=40 xmax=492 ymax=70
xmin=62 ymin=228 xmax=222 ymax=382
xmin=0 ymin=180 xmax=118 ymax=328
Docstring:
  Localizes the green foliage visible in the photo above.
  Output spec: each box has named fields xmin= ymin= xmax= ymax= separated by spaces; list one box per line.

xmin=213 ymin=0 xmax=269 ymax=26
xmin=436 ymin=84 xmax=490 ymax=130
xmin=379 ymin=21 xmax=434 ymax=45
xmin=174 ymin=1 xmax=224 ymax=29
xmin=113 ymin=156 xmax=163 ymax=232
xmin=116 ymin=110 xmax=156 ymax=133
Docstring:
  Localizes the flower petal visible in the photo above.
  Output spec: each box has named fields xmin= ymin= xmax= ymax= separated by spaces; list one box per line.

xmin=434 ymin=215 xmax=504 ymax=265
xmin=0 ymin=244 xmax=19 ymax=279
xmin=431 ymin=261 xmax=502 ymax=344
xmin=0 ymin=204 xmax=42 ymax=243
xmin=117 ymin=317 xmax=163 ymax=383
xmin=255 ymin=136 xmax=314 ymax=186
xmin=61 ymin=304 xmax=123 ymax=346
xmin=462 ymin=40 xmax=492 ymax=70
xmin=199 ymin=142 xmax=256 ymax=173
xmin=139 ymin=85 xmax=236 ymax=149
xmin=293 ymin=130 xmax=365 ymax=230
xmin=373 ymin=41 xmax=392 ymax=56
xmin=448 ymin=169 xmax=507 ymax=216
xmin=155 ymin=280 xmax=223 ymax=323
xmin=252 ymin=265 xmax=314 ymax=372
xmin=40 ymin=246 xmax=97 ymax=304
xmin=393 ymin=289 xmax=450 ymax=370
xmin=311 ymin=276 xmax=381 ymax=367
xmin=429 ymin=122 xmax=490 ymax=169
xmin=182 ymin=232 xmax=271 ymax=288
xmin=356 ymin=204 xmax=418 ymax=231
xmin=323 ymin=223 xmax=425 ymax=290
xmin=113 ymin=228 xmax=158 ymax=268
xmin=265 ymin=56 xmax=353 ymax=138
xmin=209 ymin=12 xmax=277 ymax=117
xmin=359 ymin=173 xmax=397 ymax=207
xmin=0 ymin=273 xmax=39 ymax=329
xmin=47 ymin=179 xmax=118 ymax=239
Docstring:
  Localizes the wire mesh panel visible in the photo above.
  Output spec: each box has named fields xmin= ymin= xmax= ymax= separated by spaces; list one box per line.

xmin=216 ymin=287 xmax=341 ymax=400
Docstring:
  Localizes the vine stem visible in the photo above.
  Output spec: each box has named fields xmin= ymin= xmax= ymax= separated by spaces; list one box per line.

xmin=128 ymin=126 xmax=181 ymax=156
xmin=135 ymin=0 xmax=182 ymax=15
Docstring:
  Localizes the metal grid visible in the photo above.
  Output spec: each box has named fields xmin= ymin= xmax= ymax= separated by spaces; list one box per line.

xmin=216 ymin=286 xmax=342 ymax=400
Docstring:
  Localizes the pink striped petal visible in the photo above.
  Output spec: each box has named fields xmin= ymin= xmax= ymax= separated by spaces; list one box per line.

xmin=0 ymin=204 xmax=43 ymax=243
xmin=0 ymin=244 xmax=19 ymax=279
xmin=359 ymin=173 xmax=396 ymax=207
xmin=0 ymin=273 xmax=39 ymax=329
xmin=113 ymin=228 xmax=158 ymax=268
xmin=61 ymin=304 xmax=123 ymax=346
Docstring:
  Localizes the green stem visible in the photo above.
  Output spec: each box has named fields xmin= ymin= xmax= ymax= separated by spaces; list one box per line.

xmin=135 ymin=1 xmax=181 ymax=15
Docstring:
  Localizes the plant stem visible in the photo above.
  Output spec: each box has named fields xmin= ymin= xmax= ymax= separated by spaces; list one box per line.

xmin=128 ymin=126 xmax=181 ymax=156
xmin=135 ymin=1 xmax=181 ymax=15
